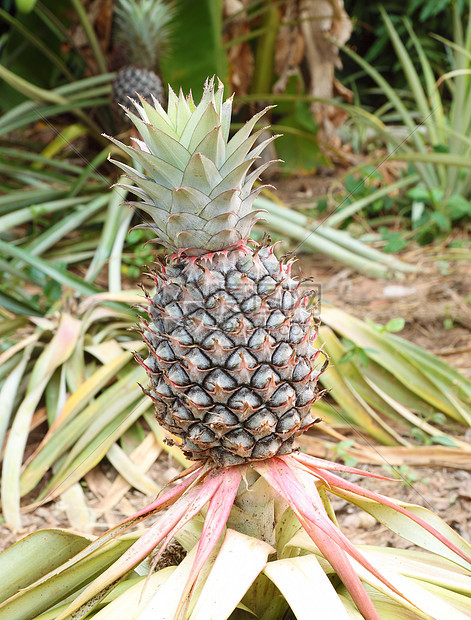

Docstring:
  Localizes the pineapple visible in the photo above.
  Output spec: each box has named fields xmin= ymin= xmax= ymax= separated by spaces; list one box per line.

xmin=107 ymin=78 xmax=325 ymax=467
xmin=111 ymin=0 xmax=174 ymax=123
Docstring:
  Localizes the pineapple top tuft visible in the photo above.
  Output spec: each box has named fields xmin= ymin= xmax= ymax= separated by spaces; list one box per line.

xmin=114 ymin=0 xmax=175 ymax=69
xmin=107 ymin=77 xmax=277 ymax=255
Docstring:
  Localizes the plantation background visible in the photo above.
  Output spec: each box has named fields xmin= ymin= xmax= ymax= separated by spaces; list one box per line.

xmin=0 ymin=0 xmax=470 ymax=555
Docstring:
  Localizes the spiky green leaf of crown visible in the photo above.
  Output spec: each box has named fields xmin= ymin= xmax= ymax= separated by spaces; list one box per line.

xmin=107 ymin=77 xmax=276 ymax=254
xmin=114 ymin=0 xmax=175 ymax=68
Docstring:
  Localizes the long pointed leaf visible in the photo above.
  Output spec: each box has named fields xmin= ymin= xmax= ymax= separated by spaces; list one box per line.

xmin=176 ymin=467 xmax=242 ymax=615
xmin=1 ymin=314 xmax=81 ymax=529
xmin=190 ymin=529 xmax=273 ymax=620
xmin=264 ymin=555 xmax=350 ymax=620
xmin=255 ymin=459 xmax=388 ymax=619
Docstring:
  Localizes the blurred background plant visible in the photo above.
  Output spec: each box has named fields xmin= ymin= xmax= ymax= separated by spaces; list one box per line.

xmin=342 ymin=0 xmax=467 ymax=107
xmin=330 ymin=0 xmax=471 ymax=250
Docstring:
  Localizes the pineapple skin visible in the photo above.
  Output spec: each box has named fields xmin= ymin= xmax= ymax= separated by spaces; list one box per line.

xmin=112 ymin=66 xmax=164 ymax=123
xmin=139 ymin=242 xmax=325 ymax=467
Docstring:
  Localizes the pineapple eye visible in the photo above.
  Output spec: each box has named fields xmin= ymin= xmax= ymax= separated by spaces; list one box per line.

xmin=187 ymin=423 xmax=216 ymax=446
xmin=167 ymin=363 xmax=190 ymax=386
xmin=276 ymin=408 xmax=301 ymax=435
xmin=185 ymin=386 xmax=213 ymax=408
xmin=244 ymin=409 xmax=277 ymax=434
xmin=221 ymin=428 xmax=255 ymax=453
xmin=221 ymin=314 xmax=243 ymax=333
xmin=202 ymin=331 xmax=235 ymax=350
xmin=258 ymin=275 xmax=277 ymax=296
xmin=248 ymin=328 xmax=270 ymax=350
xmin=171 ymin=327 xmax=193 ymax=345
xmin=189 ymin=308 xmax=216 ymax=327
xmin=266 ymin=309 xmax=286 ymax=329
xmin=292 ymin=357 xmax=311 ymax=382
xmin=251 ymin=434 xmax=282 ymax=459
xmin=251 ymin=365 xmax=280 ymax=390
xmin=203 ymin=369 xmax=238 ymax=392
xmin=296 ymin=386 xmax=315 ymax=407
xmin=155 ymin=341 xmax=175 ymax=361
xmin=205 ymin=291 xmax=237 ymax=310
xmin=154 ymin=376 xmax=172 ymax=397
xmin=269 ymin=383 xmax=295 ymax=408
xmin=272 ymin=343 xmax=294 ymax=367
xmin=293 ymin=307 xmax=311 ymax=324
xmin=228 ymin=387 xmax=263 ymax=412
xmin=240 ymin=295 xmax=262 ymax=313
xmin=172 ymin=400 xmax=194 ymax=422
xmin=226 ymin=348 xmax=258 ymax=371
xmin=204 ymin=406 xmax=239 ymax=429
xmin=282 ymin=291 xmax=296 ymax=311
xmin=165 ymin=302 xmax=184 ymax=319
xmin=154 ymin=283 xmax=182 ymax=306
xmin=259 ymin=250 xmax=281 ymax=276
xmin=185 ymin=348 xmax=212 ymax=370
xmin=236 ymin=254 xmax=254 ymax=272
xmin=289 ymin=323 xmax=306 ymax=344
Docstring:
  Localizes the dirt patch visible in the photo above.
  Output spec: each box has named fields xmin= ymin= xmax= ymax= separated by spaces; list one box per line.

xmin=298 ymin=247 xmax=471 ymax=379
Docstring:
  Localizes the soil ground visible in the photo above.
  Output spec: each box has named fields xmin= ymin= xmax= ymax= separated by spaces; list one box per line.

xmin=1 ymin=174 xmax=470 ymax=556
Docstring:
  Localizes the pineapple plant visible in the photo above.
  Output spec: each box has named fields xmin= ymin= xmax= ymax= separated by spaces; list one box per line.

xmin=1 ymin=78 xmax=471 ymax=620
xmin=111 ymin=0 xmax=174 ymax=124
xmin=107 ymin=77 xmax=326 ymax=467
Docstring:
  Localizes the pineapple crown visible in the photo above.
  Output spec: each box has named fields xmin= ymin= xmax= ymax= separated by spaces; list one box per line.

xmin=113 ymin=0 xmax=175 ymax=68
xmin=107 ymin=77 xmax=277 ymax=255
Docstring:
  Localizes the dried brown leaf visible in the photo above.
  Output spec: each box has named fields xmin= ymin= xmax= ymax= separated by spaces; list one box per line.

xmin=224 ymin=0 xmax=254 ymax=98
xmin=274 ymin=1 xmax=305 ymax=93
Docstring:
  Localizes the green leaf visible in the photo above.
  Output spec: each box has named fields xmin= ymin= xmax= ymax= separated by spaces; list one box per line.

xmin=43 ymin=279 xmax=62 ymax=303
xmin=0 ymin=239 xmax=99 ymax=297
xmin=0 ymin=533 xmax=134 ymax=620
xmin=431 ymin=212 xmax=452 ymax=232
xmin=431 ymin=413 xmax=447 ymax=426
xmin=15 ymin=0 xmax=38 ymax=12
xmin=33 ymin=394 xmax=149 ymax=503
xmin=379 ymin=228 xmax=407 ymax=253
xmin=0 ymin=529 xmax=90 ymax=602
xmin=338 ymin=348 xmax=356 ymax=364
xmin=407 ymin=186 xmax=432 ymax=202
xmin=0 ymin=291 xmax=41 ymax=316
xmin=255 ymin=198 xmax=403 ymax=278
xmin=430 ymin=435 xmax=458 ymax=448
xmin=331 ymin=489 xmax=471 ymax=572
xmin=446 ymin=195 xmax=471 ymax=220
xmin=326 ymin=174 xmax=419 ymax=228
xmin=411 ymin=201 xmax=425 ymax=227
xmin=411 ymin=428 xmax=428 ymax=444
xmin=1 ymin=314 xmax=81 ymax=530
xmin=321 ymin=304 xmax=471 ymax=424
xmin=275 ymin=117 xmax=326 ymax=175
xmin=385 ymin=318 xmax=406 ymax=333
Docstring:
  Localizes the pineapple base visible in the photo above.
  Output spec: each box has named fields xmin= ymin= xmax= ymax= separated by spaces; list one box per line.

xmin=139 ymin=242 xmax=326 ymax=467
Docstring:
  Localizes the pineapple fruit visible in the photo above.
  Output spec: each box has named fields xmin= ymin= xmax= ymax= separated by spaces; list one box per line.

xmin=111 ymin=0 xmax=174 ymax=123
xmin=107 ymin=78 xmax=325 ymax=467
